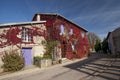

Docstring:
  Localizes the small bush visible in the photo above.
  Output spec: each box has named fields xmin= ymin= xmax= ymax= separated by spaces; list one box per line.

xmin=1 ymin=51 xmax=24 ymax=72
xmin=33 ymin=56 xmax=41 ymax=66
xmin=34 ymin=56 xmax=42 ymax=61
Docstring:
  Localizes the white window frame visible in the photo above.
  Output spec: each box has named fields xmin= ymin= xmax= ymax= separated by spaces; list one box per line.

xmin=22 ymin=28 xmax=32 ymax=42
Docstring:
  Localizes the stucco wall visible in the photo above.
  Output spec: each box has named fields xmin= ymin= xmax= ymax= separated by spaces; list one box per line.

xmin=32 ymin=36 xmax=46 ymax=57
xmin=0 ymin=23 xmax=46 ymax=67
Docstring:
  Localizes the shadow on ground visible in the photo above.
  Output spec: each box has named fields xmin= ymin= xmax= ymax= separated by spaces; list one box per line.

xmin=63 ymin=53 xmax=120 ymax=80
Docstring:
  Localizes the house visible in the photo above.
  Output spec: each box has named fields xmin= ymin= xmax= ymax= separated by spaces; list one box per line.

xmin=106 ymin=27 xmax=120 ymax=57
xmin=0 ymin=21 xmax=47 ymax=67
xmin=0 ymin=13 xmax=89 ymax=68
xmin=32 ymin=13 xmax=89 ymax=59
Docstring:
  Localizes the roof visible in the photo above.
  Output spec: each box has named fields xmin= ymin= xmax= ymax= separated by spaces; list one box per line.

xmin=106 ymin=27 xmax=120 ymax=40
xmin=0 ymin=21 xmax=46 ymax=27
xmin=32 ymin=13 xmax=88 ymax=32
xmin=113 ymin=27 xmax=120 ymax=33
xmin=106 ymin=32 xmax=111 ymax=40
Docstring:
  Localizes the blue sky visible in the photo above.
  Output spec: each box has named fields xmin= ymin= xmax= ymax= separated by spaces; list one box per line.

xmin=0 ymin=0 xmax=120 ymax=40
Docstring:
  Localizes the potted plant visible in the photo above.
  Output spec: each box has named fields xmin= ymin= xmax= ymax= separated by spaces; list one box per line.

xmin=34 ymin=40 xmax=57 ymax=68
xmin=33 ymin=56 xmax=41 ymax=66
xmin=34 ymin=56 xmax=52 ymax=68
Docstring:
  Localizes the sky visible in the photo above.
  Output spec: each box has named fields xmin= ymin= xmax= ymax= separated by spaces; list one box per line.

xmin=0 ymin=0 xmax=120 ymax=40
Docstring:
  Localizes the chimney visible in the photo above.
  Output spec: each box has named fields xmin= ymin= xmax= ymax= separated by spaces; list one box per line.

xmin=37 ymin=14 xmax=40 ymax=21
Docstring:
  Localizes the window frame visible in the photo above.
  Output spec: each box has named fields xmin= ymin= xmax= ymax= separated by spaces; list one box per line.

xmin=22 ymin=27 xmax=33 ymax=43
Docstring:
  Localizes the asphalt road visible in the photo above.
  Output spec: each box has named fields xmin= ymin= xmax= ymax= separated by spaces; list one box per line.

xmin=1 ymin=53 xmax=120 ymax=80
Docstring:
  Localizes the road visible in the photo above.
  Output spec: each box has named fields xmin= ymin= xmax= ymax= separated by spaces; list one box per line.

xmin=1 ymin=53 xmax=120 ymax=80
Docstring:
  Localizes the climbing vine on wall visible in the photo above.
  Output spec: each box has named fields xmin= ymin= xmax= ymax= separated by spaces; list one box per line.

xmin=47 ymin=19 xmax=89 ymax=59
xmin=0 ymin=25 xmax=47 ymax=49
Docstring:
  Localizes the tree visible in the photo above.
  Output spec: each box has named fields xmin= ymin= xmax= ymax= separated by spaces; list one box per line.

xmin=87 ymin=32 xmax=100 ymax=51
xmin=102 ymin=39 xmax=109 ymax=53
xmin=95 ymin=40 xmax=101 ymax=52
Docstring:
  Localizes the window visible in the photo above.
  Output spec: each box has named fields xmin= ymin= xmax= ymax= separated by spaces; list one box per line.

xmin=22 ymin=28 xmax=33 ymax=42
xmin=71 ymin=43 xmax=75 ymax=51
xmin=81 ymin=32 xmax=85 ymax=38
xmin=70 ymin=28 xmax=73 ymax=35
xmin=60 ymin=24 xmax=65 ymax=35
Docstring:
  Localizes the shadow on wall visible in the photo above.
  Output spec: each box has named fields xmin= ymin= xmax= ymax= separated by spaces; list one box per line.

xmin=63 ymin=53 xmax=120 ymax=80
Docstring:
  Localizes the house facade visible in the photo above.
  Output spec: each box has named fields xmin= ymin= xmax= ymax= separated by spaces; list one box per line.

xmin=107 ymin=27 xmax=120 ymax=56
xmin=32 ymin=13 xmax=89 ymax=59
xmin=0 ymin=13 xmax=89 ymax=68
xmin=0 ymin=21 xmax=47 ymax=67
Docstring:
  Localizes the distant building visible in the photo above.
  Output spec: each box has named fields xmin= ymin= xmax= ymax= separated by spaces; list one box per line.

xmin=106 ymin=27 xmax=120 ymax=56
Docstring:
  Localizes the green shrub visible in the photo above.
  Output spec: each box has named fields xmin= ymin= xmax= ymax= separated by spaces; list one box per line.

xmin=33 ymin=56 xmax=41 ymax=66
xmin=95 ymin=40 xmax=101 ymax=52
xmin=102 ymin=39 xmax=109 ymax=53
xmin=34 ymin=56 xmax=42 ymax=61
xmin=1 ymin=51 xmax=24 ymax=72
xmin=44 ymin=40 xmax=57 ymax=59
